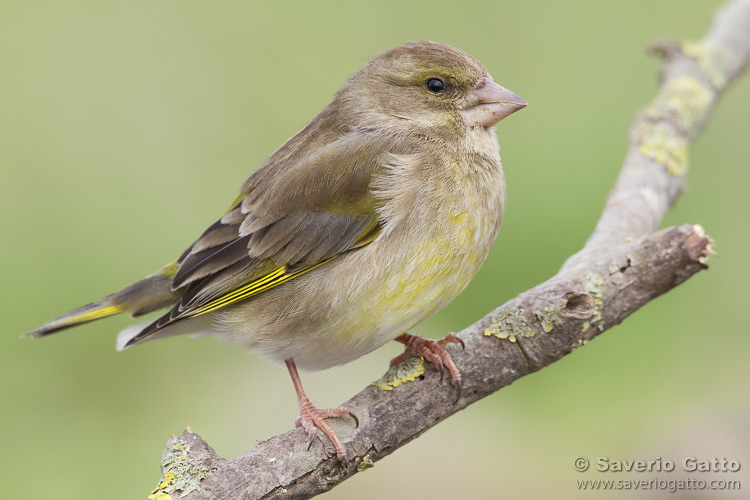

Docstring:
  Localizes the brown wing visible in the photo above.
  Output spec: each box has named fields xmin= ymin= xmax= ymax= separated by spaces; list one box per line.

xmin=124 ymin=130 xmax=405 ymax=347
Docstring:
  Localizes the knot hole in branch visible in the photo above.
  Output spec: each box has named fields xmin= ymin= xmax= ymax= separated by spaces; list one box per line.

xmin=560 ymin=292 xmax=596 ymax=319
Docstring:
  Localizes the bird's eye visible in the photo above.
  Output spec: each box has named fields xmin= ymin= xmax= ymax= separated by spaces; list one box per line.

xmin=425 ymin=78 xmax=446 ymax=94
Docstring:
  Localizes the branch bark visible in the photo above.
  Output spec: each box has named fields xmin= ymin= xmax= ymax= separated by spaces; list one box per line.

xmin=148 ymin=1 xmax=750 ymax=499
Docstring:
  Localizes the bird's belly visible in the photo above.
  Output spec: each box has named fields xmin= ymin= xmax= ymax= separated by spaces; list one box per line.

xmin=215 ymin=215 xmax=498 ymax=371
xmin=362 ymin=233 xmax=490 ymax=337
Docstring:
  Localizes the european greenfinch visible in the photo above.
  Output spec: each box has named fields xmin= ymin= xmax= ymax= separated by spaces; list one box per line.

xmin=27 ymin=41 xmax=526 ymax=460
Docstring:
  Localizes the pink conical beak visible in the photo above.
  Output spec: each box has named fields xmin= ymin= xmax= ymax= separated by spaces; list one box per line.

xmin=462 ymin=77 xmax=527 ymax=127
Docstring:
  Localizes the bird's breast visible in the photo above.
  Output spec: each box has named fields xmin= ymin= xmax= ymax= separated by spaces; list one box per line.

xmin=368 ymin=149 xmax=506 ymax=328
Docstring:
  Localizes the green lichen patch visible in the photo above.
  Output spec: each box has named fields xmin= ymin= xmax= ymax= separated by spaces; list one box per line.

xmin=357 ymin=454 xmax=375 ymax=472
xmin=682 ymin=40 xmax=735 ymax=89
xmin=149 ymin=439 xmax=213 ymax=499
xmin=635 ymin=121 xmax=688 ymax=176
xmin=643 ymin=75 xmax=712 ymax=131
xmin=535 ymin=306 xmax=557 ymax=333
xmin=637 ymin=75 xmax=714 ymax=177
xmin=584 ymin=274 xmax=604 ymax=332
xmin=372 ymin=356 xmax=425 ymax=390
xmin=483 ymin=307 xmax=535 ymax=342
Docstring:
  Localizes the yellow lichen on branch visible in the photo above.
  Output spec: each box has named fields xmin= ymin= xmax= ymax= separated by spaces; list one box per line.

xmin=149 ymin=440 xmax=213 ymax=499
xmin=682 ymin=40 xmax=737 ymax=89
xmin=483 ymin=307 xmax=535 ymax=342
xmin=372 ymin=356 xmax=425 ymax=390
xmin=636 ymin=74 xmax=713 ymax=176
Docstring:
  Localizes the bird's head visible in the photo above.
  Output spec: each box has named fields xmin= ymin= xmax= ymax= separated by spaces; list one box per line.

xmin=338 ymin=41 xmax=526 ymax=136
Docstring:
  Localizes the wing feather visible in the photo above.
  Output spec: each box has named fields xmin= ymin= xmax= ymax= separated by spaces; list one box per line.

xmin=123 ymin=130 xmax=409 ymax=348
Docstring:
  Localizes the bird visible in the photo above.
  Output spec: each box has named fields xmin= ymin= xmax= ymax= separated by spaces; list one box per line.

xmin=25 ymin=41 xmax=526 ymax=461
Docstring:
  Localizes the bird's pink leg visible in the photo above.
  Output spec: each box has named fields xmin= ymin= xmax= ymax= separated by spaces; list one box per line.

xmin=285 ymin=359 xmax=357 ymax=461
xmin=390 ymin=333 xmax=465 ymax=391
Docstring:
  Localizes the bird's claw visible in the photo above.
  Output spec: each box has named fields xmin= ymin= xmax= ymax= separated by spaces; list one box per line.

xmin=391 ymin=332 xmax=463 ymax=399
xmin=296 ymin=399 xmax=357 ymax=461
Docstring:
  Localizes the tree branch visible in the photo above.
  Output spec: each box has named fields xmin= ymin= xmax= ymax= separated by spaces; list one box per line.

xmin=148 ymin=1 xmax=750 ymax=499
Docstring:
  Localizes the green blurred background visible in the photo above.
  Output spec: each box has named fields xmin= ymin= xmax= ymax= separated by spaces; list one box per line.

xmin=2 ymin=1 xmax=748 ymax=498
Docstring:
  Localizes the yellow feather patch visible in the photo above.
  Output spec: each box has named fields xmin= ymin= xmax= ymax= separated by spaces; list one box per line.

xmin=352 ymin=220 xmax=381 ymax=248
xmin=61 ymin=304 xmax=125 ymax=326
xmin=187 ymin=259 xmax=333 ymax=317
xmin=225 ymin=193 xmax=247 ymax=215
xmin=178 ymin=217 xmax=377 ymax=319
xmin=160 ymin=261 xmax=179 ymax=278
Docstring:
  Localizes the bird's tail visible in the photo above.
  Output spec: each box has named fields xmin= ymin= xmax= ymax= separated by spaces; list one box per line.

xmin=24 ymin=263 xmax=181 ymax=338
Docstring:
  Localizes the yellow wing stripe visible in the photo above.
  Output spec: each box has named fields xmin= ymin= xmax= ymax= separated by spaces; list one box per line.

xmin=197 ymin=267 xmax=285 ymax=310
xmin=59 ymin=304 xmax=125 ymax=326
xmin=188 ymin=259 xmax=333 ymax=317
xmin=224 ymin=192 xmax=247 ymax=215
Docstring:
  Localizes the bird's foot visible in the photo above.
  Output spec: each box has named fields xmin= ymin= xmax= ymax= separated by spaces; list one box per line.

xmin=295 ymin=396 xmax=358 ymax=461
xmin=391 ymin=332 xmax=465 ymax=395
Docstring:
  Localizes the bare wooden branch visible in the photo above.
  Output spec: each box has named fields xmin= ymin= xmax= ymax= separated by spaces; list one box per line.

xmin=148 ymin=1 xmax=750 ymax=499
